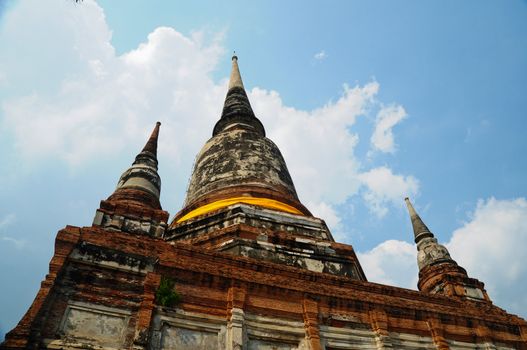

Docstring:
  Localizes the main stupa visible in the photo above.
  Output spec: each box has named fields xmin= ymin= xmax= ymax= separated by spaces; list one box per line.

xmin=2 ymin=56 xmax=526 ymax=350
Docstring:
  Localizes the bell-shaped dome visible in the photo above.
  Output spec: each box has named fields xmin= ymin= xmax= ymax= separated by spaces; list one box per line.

xmin=173 ymin=56 xmax=310 ymax=224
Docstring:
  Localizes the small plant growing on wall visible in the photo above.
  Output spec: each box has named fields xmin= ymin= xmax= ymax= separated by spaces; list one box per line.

xmin=155 ymin=276 xmax=181 ymax=307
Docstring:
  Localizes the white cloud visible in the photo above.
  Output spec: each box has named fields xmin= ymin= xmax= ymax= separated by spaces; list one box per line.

xmin=370 ymin=105 xmax=407 ymax=153
xmin=359 ymin=166 xmax=419 ymax=217
xmin=2 ymin=16 xmax=225 ymax=166
xmin=251 ymin=82 xmax=418 ymax=230
xmin=252 ymin=82 xmax=378 ymax=207
xmin=0 ymin=236 xmax=27 ymax=249
xmin=306 ymin=201 xmax=345 ymax=240
xmin=358 ymin=240 xmax=418 ymax=288
xmin=0 ymin=214 xmax=23 ymax=249
xmin=446 ymin=197 xmax=527 ymax=316
xmin=0 ymin=213 xmax=15 ymax=229
xmin=314 ymin=50 xmax=328 ymax=61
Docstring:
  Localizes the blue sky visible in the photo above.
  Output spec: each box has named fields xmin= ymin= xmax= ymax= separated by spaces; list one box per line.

xmin=1 ymin=0 xmax=527 ymax=339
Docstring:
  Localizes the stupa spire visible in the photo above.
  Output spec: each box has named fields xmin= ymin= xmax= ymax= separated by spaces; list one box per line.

xmin=404 ymin=197 xmax=489 ymax=301
xmin=213 ymin=54 xmax=265 ymax=136
xmin=404 ymin=197 xmax=454 ymax=270
xmin=133 ymin=122 xmax=161 ymax=168
xmin=107 ymin=122 xmax=163 ymax=209
xmin=404 ymin=197 xmax=434 ymax=243
xmin=92 ymin=122 xmax=169 ymax=236
xmin=140 ymin=121 xmax=161 ymax=156
xmin=173 ymin=55 xmax=311 ymax=226
xmin=228 ymin=54 xmax=244 ymax=90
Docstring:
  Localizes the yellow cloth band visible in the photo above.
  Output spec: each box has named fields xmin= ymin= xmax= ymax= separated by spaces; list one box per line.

xmin=176 ymin=197 xmax=304 ymax=223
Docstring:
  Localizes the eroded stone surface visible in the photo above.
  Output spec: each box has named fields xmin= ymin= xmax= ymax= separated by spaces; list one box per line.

xmin=185 ymin=128 xmax=299 ymax=209
xmin=60 ymin=303 xmax=130 ymax=348
xmin=161 ymin=327 xmax=218 ymax=350
xmin=167 ymin=204 xmax=365 ymax=279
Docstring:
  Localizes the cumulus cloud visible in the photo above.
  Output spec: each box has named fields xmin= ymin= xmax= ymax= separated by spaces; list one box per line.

xmin=251 ymin=82 xmax=414 ymax=230
xmin=1 ymin=0 xmax=225 ymax=167
xmin=314 ymin=50 xmax=328 ymax=61
xmin=447 ymin=197 xmax=527 ymax=316
xmin=370 ymin=105 xmax=407 ymax=153
xmin=358 ymin=240 xmax=418 ymax=288
xmin=359 ymin=166 xmax=419 ymax=217
xmin=252 ymin=82 xmax=378 ymax=207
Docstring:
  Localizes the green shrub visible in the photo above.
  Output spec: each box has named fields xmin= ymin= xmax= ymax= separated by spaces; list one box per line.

xmin=155 ymin=276 xmax=181 ymax=307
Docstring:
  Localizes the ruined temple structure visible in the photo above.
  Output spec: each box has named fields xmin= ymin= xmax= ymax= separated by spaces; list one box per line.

xmin=3 ymin=56 xmax=527 ymax=350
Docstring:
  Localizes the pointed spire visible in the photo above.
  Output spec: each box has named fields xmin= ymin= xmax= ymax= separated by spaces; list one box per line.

xmin=404 ymin=198 xmax=488 ymax=300
xmin=93 ymin=122 xmax=169 ymax=235
xmin=404 ymin=197 xmax=434 ymax=243
xmin=108 ymin=122 xmax=163 ymax=209
xmin=141 ymin=121 xmax=161 ymax=156
xmin=134 ymin=122 xmax=161 ymax=168
xmin=405 ymin=197 xmax=455 ymax=271
xmin=228 ymin=54 xmax=244 ymax=90
xmin=212 ymin=54 xmax=266 ymax=136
